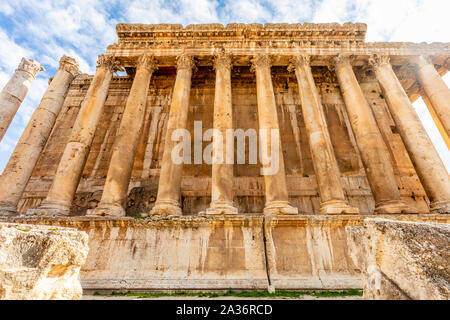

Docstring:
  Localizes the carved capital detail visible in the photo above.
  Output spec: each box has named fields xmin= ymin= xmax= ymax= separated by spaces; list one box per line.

xmin=213 ymin=53 xmax=232 ymax=71
xmin=287 ymin=55 xmax=310 ymax=72
xmin=97 ymin=54 xmax=123 ymax=72
xmin=17 ymin=58 xmax=45 ymax=78
xmin=176 ymin=54 xmax=196 ymax=71
xmin=137 ymin=54 xmax=158 ymax=73
xmin=59 ymin=55 xmax=81 ymax=77
xmin=250 ymin=54 xmax=272 ymax=73
xmin=333 ymin=53 xmax=354 ymax=68
xmin=368 ymin=54 xmax=391 ymax=69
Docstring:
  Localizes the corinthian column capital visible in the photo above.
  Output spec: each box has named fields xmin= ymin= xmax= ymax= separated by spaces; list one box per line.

xmin=176 ymin=54 xmax=196 ymax=72
xmin=97 ymin=54 xmax=123 ymax=72
xmin=59 ymin=55 xmax=81 ymax=77
xmin=287 ymin=54 xmax=310 ymax=72
xmin=17 ymin=58 xmax=45 ymax=78
xmin=250 ymin=54 xmax=272 ymax=73
xmin=368 ymin=54 xmax=391 ymax=69
xmin=333 ymin=53 xmax=355 ymax=67
xmin=213 ymin=53 xmax=232 ymax=71
xmin=137 ymin=54 xmax=158 ymax=73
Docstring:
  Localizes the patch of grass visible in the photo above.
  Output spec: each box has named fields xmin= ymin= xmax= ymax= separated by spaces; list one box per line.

xmin=16 ymin=228 xmax=30 ymax=232
xmin=133 ymin=216 xmax=147 ymax=220
xmin=379 ymin=93 xmax=384 ymax=99
xmin=93 ymin=289 xmax=362 ymax=299
xmin=48 ymin=228 xmax=58 ymax=231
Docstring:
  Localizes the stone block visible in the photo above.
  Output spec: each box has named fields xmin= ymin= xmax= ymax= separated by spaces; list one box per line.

xmin=0 ymin=222 xmax=89 ymax=300
xmin=346 ymin=218 xmax=450 ymax=300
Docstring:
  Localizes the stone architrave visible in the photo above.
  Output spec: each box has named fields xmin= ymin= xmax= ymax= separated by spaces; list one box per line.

xmin=409 ymin=55 xmax=450 ymax=141
xmin=288 ymin=55 xmax=358 ymax=214
xmin=206 ymin=52 xmax=238 ymax=215
xmin=0 ymin=58 xmax=44 ymax=141
xmin=333 ymin=54 xmax=410 ymax=214
xmin=369 ymin=54 xmax=450 ymax=214
xmin=150 ymin=54 xmax=195 ymax=216
xmin=251 ymin=54 xmax=298 ymax=215
xmin=0 ymin=56 xmax=80 ymax=216
xmin=88 ymin=55 xmax=157 ymax=217
xmin=28 ymin=55 xmax=122 ymax=217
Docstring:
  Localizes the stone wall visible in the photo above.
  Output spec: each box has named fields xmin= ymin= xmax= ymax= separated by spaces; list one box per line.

xmin=2 ymin=214 xmax=447 ymax=292
xmin=18 ymin=64 xmax=429 ymax=216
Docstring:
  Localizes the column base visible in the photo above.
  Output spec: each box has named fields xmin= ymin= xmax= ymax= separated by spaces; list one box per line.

xmin=86 ymin=202 xmax=126 ymax=217
xmin=0 ymin=206 xmax=17 ymax=216
xmin=263 ymin=201 xmax=299 ymax=215
xmin=319 ymin=200 xmax=359 ymax=215
xmin=375 ymin=200 xmax=414 ymax=214
xmin=150 ymin=200 xmax=182 ymax=216
xmin=430 ymin=200 xmax=450 ymax=214
xmin=27 ymin=199 xmax=71 ymax=217
xmin=204 ymin=202 xmax=238 ymax=215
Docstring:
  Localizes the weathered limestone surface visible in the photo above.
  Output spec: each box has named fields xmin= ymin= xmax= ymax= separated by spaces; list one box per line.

xmin=1 ymin=214 xmax=448 ymax=292
xmin=0 ymin=58 xmax=44 ymax=141
xmin=0 ymin=222 xmax=89 ymax=300
xmin=346 ymin=218 xmax=450 ymax=300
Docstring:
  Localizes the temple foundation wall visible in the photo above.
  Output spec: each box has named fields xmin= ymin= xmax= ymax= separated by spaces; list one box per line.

xmin=2 ymin=214 xmax=448 ymax=292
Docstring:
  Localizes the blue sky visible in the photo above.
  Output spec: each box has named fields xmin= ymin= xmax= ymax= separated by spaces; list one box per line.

xmin=0 ymin=0 xmax=449 ymax=171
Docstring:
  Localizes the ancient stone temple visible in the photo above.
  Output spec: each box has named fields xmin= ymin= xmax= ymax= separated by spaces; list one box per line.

xmin=0 ymin=23 xmax=449 ymax=292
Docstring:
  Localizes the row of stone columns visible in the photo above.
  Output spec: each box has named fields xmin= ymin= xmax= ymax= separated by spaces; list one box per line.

xmin=0 ymin=52 xmax=448 ymax=217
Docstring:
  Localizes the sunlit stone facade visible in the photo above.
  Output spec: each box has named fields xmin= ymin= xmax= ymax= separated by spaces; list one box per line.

xmin=0 ymin=23 xmax=449 ymax=291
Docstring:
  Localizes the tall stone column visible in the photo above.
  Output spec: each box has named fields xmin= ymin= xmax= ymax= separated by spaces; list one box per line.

xmin=28 ymin=55 xmax=122 ymax=216
xmin=150 ymin=54 xmax=195 ymax=216
xmin=333 ymin=54 xmax=410 ymax=214
xmin=0 ymin=58 xmax=44 ymax=141
xmin=409 ymin=55 xmax=450 ymax=140
xmin=206 ymin=53 xmax=238 ymax=215
xmin=0 ymin=56 xmax=80 ymax=216
xmin=369 ymin=54 xmax=450 ymax=214
xmin=88 ymin=55 xmax=157 ymax=217
xmin=288 ymin=55 xmax=358 ymax=214
xmin=251 ymin=54 xmax=298 ymax=215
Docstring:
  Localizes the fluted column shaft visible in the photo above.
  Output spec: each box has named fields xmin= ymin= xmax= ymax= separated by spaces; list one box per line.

xmin=289 ymin=55 xmax=358 ymax=214
xmin=207 ymin=53 xmax=238 ymax=215
xmin=411 ymin=55 xmax=450 ymax=140
xmin=0 ymin=58 xmax=44 ymax=141
xmin=0 ymin=56 xmax=80 ymax=216
xmin=30 ymin=55 xmax=121 ymax=216
xmin=252 ymin=54 xmax=298 ymax=215
xmin=89 ymin=55 xmax=157 ymax=217
xmin=333 ymin=54 xmax=410 ymax=214
xmin=150 ymin=55 xmax=195 ymax=216
xmin=369 ymin=54 xmax=450 ymax=214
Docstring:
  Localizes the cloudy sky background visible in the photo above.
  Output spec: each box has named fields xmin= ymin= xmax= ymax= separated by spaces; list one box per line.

xmin=0 ymin=0 xmax=449 ymax=171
